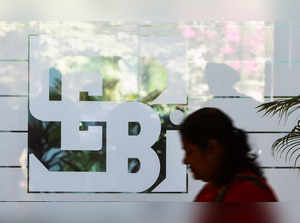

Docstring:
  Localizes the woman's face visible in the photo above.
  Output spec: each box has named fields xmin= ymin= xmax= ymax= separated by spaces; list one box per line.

xmin=182 ymin=137 xmax=224 ymax=183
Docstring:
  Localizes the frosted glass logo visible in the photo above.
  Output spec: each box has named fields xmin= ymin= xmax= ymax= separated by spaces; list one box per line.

xmin=28 ymin=35 xmax=187 ymax=193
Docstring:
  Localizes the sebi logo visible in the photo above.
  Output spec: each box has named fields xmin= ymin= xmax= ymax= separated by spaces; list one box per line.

xmin=28 ymin=35 xmax=187 ymax=193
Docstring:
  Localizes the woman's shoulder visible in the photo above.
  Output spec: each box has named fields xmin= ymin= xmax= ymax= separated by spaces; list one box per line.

xmin=194 ymin=183 xmax=222 ymax=202
xmin=223 ymin=170 xmax=278 ymax=202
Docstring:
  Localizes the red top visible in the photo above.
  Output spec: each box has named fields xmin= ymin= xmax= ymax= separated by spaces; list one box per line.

xmin=192 ymin=171 xmax=279 ymax=223
xmin=194 ymin=170 xmax=278 ymax=202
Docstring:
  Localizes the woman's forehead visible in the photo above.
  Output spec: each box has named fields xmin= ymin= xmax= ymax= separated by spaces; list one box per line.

xmin=182 ymin=137 xmax=192 ymax=146
xmin=182 ymin=139 xmax=200 ymax=151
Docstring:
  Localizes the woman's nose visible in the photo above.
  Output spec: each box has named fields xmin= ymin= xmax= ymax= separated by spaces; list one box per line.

xmin=183 ymin=156 xmax=188 ymax=165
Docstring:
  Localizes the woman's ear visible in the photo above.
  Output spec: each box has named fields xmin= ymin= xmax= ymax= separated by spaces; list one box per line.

xmin=207 ymin=139 xmax=224 ymax=158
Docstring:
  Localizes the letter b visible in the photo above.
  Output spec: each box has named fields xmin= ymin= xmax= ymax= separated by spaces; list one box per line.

xmin=107 ymin=102 xmax=161 ymax=192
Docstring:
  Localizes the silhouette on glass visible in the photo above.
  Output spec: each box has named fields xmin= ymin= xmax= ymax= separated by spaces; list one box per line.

xmin=204 ymin=62 xmax=243 ymax=97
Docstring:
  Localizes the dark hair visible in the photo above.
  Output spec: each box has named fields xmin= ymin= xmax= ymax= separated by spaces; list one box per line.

xmin=179 ymin=107 xmax=264 ymax=185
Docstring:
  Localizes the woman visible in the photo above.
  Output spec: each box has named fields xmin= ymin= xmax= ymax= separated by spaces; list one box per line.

xmin=180 ymin=107 xmax=278 ymax=202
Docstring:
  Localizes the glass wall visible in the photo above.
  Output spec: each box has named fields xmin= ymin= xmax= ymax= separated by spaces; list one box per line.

xmin=0 ymin=20 xmax=300 ymax=222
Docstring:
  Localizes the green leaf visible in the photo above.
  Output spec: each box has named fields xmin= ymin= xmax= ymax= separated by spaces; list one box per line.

xmin=256 ymin=96 xmax=300 ymax=120
xmin=270 ymin=120 xmax=300 ymax=167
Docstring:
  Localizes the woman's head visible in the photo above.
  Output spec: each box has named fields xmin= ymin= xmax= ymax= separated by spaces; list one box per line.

xmin=180 ymin=107 xmax=263 ymax=184
xmin=181 ymin=135 xmax=225 ymax=182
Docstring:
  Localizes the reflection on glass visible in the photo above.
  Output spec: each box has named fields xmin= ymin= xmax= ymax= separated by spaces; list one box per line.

xmin=26 ymin=21 xmax=272 ymax=194
xmin=186 ymin=21 xmax=272 ymax=101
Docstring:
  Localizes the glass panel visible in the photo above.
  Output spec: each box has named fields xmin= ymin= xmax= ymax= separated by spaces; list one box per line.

xmin=0 ymin=21 xmax=299 ymax=205
xmin=0 ymin=97 xmax=27 ymax=131
xmin=0 ymin=62 xmax=28 ymax=95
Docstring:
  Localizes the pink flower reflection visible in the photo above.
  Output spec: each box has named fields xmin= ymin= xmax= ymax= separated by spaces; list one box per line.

xmin=246 ymin=39 xmax=264 ymax=54
xmin=182 ymin=26 xmax=196 ymax=39
xmin=227 ymin=61 xmax=241 ymax=70
xmin=222 ymin=45 xmax=235 ymax=54
xmin=225 ymin=26 xmax=240 ymax=42
xmin=245 ymin=61 xmax=258 ymax=72
xmin=205 ymin=30 xmax=217 ymax=39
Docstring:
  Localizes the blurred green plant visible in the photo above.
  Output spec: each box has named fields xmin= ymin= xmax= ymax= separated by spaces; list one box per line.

xmin=257 ymin=96 xmax=300 ymax=166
